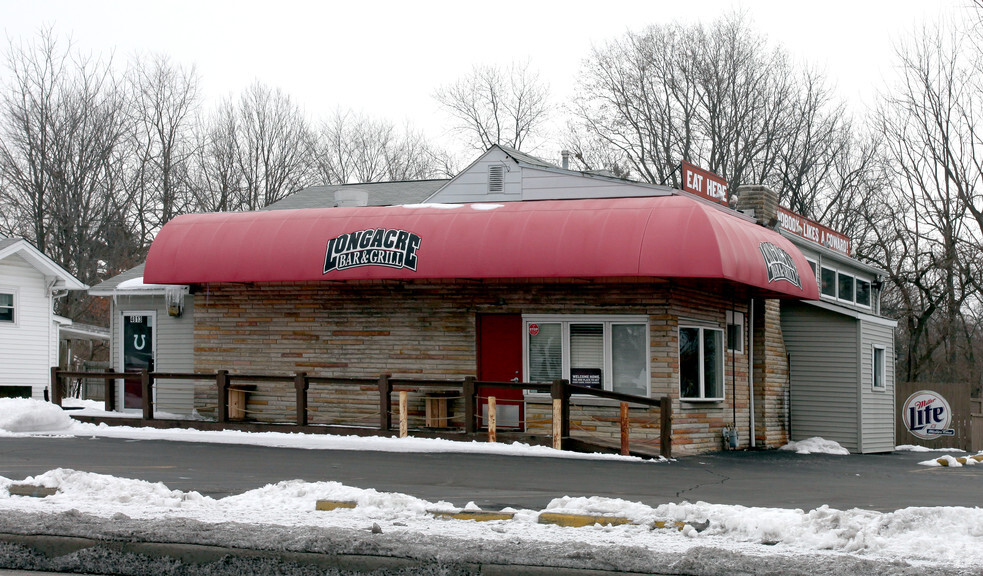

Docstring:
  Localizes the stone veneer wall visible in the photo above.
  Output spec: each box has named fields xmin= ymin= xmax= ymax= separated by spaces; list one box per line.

xmin=192 ymin=279 xmax=761 ymax=455
xmin=752 ymin=298 xmax=790 ymax=447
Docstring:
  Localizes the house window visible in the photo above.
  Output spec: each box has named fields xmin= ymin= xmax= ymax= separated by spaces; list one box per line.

xmin=726 ymin=310 xmax=743 ymax=353
xmin=679 ymin=326 xmax=724 ymax=401
xmin=525 ymin=316 xmax=649 ymax=396
xmin=856 ymin=279 xmax=871 ymax=307
xmin=806 ymin=259 xmax=818 ymax=287
xmin=873 ymin=346 xmax=886 ymax=389
xmin=838 ymin=272 xmax=855 ymax=302
xmin=0 ymin=293 xmax=13 ymax=322
xmin=820 ymin=267 xmax=836 ymax=298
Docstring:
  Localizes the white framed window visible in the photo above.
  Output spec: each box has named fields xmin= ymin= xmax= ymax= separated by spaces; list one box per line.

xmin=726 ymin=310 xmax=744 ymax=353
xmin=855 ymin=278 xmax=871 ymax=308
xmin=0 ymin=290 xmax=15 ymax=323
xmin=837 ymin=272 xmax=855 ymax=303
xmin=524 ymin=315 xmax=649 ymax=396
xmin=820 ymin=266 xmax=837 ymax=298
xmin=679 ymin=326 xmax=725 ymax=401
xmin=873 ymin=346 xmax=886 ymax=390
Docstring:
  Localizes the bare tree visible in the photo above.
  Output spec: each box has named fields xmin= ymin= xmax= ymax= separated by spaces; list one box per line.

xmin=0 ymin=28 xmax=134 ymax=321
xmin=189 ymin=99 xmax=241 ymax=213
xmin=873 ymin=19 xmax=982 ymax=383
xmin=434 ymin=60 xmax=550 ymax=153
xmin=568 ymin=12 xmax=850 ymax=221
xmin=317 ymin=109 xmax=450 ymax=184
xmin=234 ymin=82 xmax=318 ymax=210
xmin=124 ymin=53 xmax=201 ymax=248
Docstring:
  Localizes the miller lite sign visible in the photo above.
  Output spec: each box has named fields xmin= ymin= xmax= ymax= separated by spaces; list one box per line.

xmin=902 ymin=390 xmax=955 ymax=440
xmin=324 ymin=228 xmax=422 ymax=274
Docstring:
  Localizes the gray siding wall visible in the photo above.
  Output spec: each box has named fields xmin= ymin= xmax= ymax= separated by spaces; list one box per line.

xmin=519 ymin=169 xmax=669 ymax=201
xmin=112 ymin=294 xmax=194 ymax=414
xmin=859 ymin=320 xmax=896 ymax=452
xmin=429 ymin=149 xmax=670 ymax=204
xmin=781 ymin=302 xmax=860 ymax=452
xmin=428 ymin=149 xmax=522 ymax=203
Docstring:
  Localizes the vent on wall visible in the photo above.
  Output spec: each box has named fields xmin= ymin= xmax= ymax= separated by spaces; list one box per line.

xmin=488 ymin=165 xmax=505 ymax=193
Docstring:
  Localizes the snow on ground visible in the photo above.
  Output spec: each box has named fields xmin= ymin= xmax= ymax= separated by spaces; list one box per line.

xmin=778 ymin=436 xmax=850 ymax=455
xmin=3 ymin=398 xmax=983 ymax=573
xmin=4 ymin=398 xmax=656 ymax=462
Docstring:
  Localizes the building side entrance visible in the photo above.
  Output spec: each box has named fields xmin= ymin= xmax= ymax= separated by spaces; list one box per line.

xmin=476 ymin=314 xmax=523 ymax=430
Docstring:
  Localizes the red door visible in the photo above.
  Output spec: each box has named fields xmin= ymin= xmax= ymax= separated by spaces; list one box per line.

xmin=476 ymin=314 xmax=524 ymax=431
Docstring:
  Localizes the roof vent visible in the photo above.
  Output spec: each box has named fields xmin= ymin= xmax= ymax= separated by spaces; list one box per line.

xmin=488 ymin=165 xmax=505 ymax=193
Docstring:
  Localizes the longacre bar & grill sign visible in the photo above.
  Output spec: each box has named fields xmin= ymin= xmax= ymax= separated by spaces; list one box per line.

xmin=324 ymin=228 xmax=421 ymax=273
xmin=777 ymin=207 xmax=851 ymax=256
xmin=681 ymin=161 xmax=728 ymax=206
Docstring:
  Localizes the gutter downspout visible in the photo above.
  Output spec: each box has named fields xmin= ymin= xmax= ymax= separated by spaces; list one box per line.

xmin=749 ymin=298 xmax=755 ymax=448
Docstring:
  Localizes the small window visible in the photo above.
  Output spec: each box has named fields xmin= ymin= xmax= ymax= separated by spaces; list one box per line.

xmin=856 ymin=279 xmax=871 ymax=307
xmin=838 ymin=273 xmax=855 ymax=302
xmin=873 ymin=346 xmax=886 ymax=389
xmin=679 ymin=326 xmax=725 ymax=401
xmin=0 ymin=293 xmax=13 ymax=322
xmin=726 ymin=310 xmax=743 ymax=353
xmin=820 ymin=267 xmax=836 ymax=298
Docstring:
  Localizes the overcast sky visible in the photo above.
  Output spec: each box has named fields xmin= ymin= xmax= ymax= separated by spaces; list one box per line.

xmin=0 ymin=0 xmax=965 ymax=155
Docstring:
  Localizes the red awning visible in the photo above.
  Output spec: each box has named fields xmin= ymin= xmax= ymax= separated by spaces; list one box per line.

xmin=143 ymin=196 xmax=819 ymax=299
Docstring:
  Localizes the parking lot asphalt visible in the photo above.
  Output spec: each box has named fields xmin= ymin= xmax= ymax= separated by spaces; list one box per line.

xmin=0 ymin=436 xmax=979 ymax=512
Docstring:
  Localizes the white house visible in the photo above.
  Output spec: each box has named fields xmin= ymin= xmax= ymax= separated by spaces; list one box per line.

xmin=0 ymin=236 xmax=87 ymax=399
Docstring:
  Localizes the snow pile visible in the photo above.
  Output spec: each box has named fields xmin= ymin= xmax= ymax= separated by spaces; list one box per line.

xmin=896 ymin=444 xmax=965 ymax=453
xmin=0 ymin=398 xmax=74 ymax=434
xmin=4 ymin=469 xmax=983 ymax=570
xmin=920 ymin=454 xmax=981 ymax=468
xmin=779 ymin=437 xmax=849 ymax=455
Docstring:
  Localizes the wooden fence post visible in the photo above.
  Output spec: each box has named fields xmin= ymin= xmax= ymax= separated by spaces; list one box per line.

xmin=399 ymin=390 xmax=408 ymax=438
xmin=660 ymin=396 xmax=673 ymax=458
xmin=620 ymin=402 xmax=630 ymax=456
xmin=294 ymin=372 xmax=309 ymax=426
xmin=49 ymin=367 xmax=61 ymax=407
xmin=550 ymin=379 xmax=570 ymax=443
xmin=488 ymin=396 xmax=497 ymax=443
xmin=216 ymin=370 xmax=230 ymax=423
xmin=378 ymin=374 xmax=391 ymax=431
xmin=141 ymin=369 xmax=154 ymax=420
xmin=106 ymin=369 xmax=116 ymax=412
xmin=463 ymin=376 xmax=477 ymax=434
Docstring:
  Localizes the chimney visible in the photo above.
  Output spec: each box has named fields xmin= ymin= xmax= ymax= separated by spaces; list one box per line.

xmin=561 ymin=149 xmax=570 ymax=170
xmin=735 ymin=185 xmax=779 ymax=228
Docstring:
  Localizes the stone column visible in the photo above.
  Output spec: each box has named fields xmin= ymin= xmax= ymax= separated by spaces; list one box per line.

xmin=737 ymin=184 xmax=790 ymax=447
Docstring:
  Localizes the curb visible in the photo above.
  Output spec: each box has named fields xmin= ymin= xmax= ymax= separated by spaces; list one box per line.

xmin=0 ymin=531 xmax=669 ymax=576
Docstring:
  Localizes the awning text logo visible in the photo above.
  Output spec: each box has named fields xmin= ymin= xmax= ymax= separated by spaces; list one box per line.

xmin=324 ymin=228 xmax=421 ymax=273
xmin=759 ymin=242 xmax=801 ymax=288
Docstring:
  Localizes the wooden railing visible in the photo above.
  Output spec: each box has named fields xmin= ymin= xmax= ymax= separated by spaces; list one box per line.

xmin=50 ymin=368 xmax=672 ymax=457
